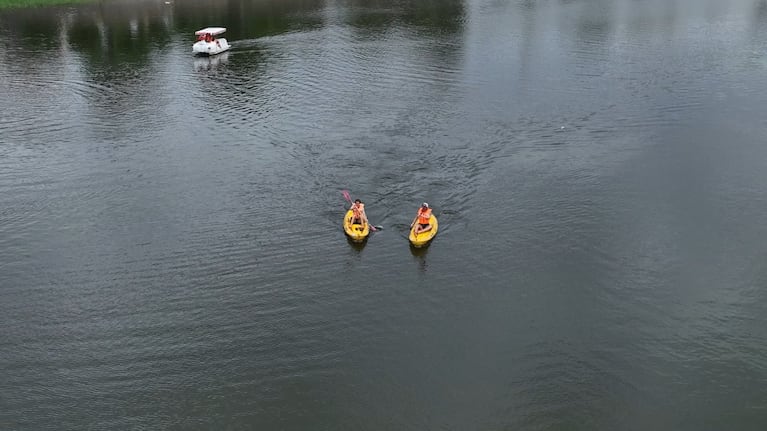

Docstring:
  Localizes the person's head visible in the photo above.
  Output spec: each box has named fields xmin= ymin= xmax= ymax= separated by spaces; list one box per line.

xmin=421 ymin=202 xmax=429 ymax=209
xmin=354 ymin=199 xmax=362 ymax=205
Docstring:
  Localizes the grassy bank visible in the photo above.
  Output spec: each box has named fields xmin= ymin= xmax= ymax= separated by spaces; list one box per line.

xmin=0 ymin=0 xmax=95 ymax=9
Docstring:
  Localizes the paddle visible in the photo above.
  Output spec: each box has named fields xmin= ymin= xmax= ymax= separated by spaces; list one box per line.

xmin=341 ymin=190 xmax=380 ymax=231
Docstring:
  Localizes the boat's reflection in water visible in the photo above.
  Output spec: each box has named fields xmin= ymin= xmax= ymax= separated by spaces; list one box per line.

xmin=193 ymin=51 xmax=230 ymax=71
xmin=409 ymin=242 xmax=430 ymax=272
xmin=409 ymin=242 xmax=430 ymax=257
xmin=346 ymin=236 xmax=366 ymax=253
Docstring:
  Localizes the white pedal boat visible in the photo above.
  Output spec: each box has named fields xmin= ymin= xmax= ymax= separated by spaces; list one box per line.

xmin=193 ymin=27 xmax=231 ymax=56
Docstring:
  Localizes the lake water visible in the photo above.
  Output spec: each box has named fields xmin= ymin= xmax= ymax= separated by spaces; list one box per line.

xmin=2 ymin=0 xmax=767 ymax=429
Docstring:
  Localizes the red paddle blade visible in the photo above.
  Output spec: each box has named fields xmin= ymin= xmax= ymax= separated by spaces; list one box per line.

xmin=341 ymin=190 xmax=352 ymax=203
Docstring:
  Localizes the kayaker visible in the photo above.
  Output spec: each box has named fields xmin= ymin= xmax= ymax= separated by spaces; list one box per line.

xmin=350 ymin=199 xmax=368 ymax=225
xmin=411 ymin=202 xmax=432 ymax=234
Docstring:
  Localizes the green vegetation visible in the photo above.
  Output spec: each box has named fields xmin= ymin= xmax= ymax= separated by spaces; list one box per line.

xmin=0 ymin=0 xmax=94 ymax=9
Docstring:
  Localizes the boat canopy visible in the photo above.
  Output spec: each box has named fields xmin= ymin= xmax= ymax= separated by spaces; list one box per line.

xmin=195 ymin=27 xmax=226 ymax=36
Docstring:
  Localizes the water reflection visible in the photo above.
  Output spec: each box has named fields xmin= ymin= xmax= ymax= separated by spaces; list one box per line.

xmin=193 ymin=51 xmax=229 ymax=71
xmin=345 ymin=0 xmax=465 ymax=33
xmin=5 ymin=1 xmax=767 ymax=430
xmin=409 ymin=243 xmax=430 ymax=272
xmin=345 ymin=0 xmax=466 ymax=73
xmin=753 ymin=0 xmax=767 ymax=39
xmin=409 ymin=243 xmax=431 ymax=256
xmin=0 ymin=0 xmax=325 ymax=63
xmin=346 ymin=236 xmax=367 ymax=251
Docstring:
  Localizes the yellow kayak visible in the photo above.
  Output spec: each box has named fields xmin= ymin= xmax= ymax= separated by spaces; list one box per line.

xmin=343 ymin=209 xmax=369 ymax=242
xmin=409 ymin=214 xmax=438 ymax=247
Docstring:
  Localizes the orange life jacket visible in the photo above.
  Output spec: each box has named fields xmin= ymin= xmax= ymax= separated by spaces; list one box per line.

xmin=417 ymin=208 xmax=432 ymax=224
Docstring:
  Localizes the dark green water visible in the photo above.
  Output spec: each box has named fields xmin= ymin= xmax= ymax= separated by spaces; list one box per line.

xmin=2 ymin=0 xmax=767 ymax=429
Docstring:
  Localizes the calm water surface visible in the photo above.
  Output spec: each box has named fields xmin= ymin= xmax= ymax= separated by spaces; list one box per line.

xmin=2 ymin=0 xmax=767 ymax=429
